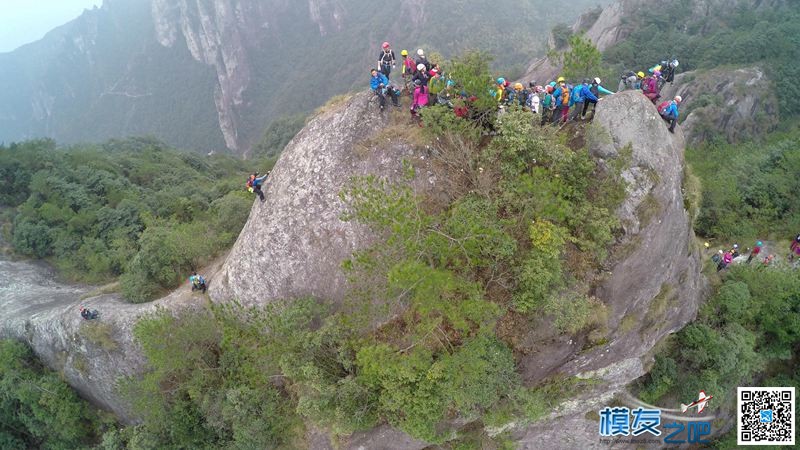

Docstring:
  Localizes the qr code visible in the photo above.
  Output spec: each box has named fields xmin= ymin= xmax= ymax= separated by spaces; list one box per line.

xmin=738 ymin=387 xmax=795 ymax=446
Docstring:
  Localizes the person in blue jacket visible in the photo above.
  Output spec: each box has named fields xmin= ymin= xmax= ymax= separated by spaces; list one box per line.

xmin=583 ymin=77 xmax=613 ymax=119
xmin=246 ymin=172 xmax=269 ymax=202
xmin=660 ymin=95 xmax=681 ymax=133
xmin=370 ymin=68 xmax=400 ymax=110
xmin=568 ymin=79 xmax=587 ymax=122
xmin=189 ymin=272 xmax=207 ymax=294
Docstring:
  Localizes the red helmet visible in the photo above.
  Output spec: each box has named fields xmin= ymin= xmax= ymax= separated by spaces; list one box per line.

xmin=382 ymin=42 xmax=390 ymax=49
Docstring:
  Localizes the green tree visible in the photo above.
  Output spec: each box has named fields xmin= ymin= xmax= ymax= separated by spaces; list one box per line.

xmin=549 ymin=33 xmax=603 ymax=80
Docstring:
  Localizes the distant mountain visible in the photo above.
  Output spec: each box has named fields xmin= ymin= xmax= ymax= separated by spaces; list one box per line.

xmin=0 ymin=0 xmax=609 ymax=155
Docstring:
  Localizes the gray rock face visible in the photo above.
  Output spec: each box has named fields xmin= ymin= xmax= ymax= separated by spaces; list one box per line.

xmin=0 ymin=255 xmax=228 ymax=423
xmin=1 ymin=89 xmax=704 ymax=448
xmin=210 ymin=92 xmax=434 ymax=306
xmin=511 ymin=91 xmax=707 ymax=448
xmin=660 ymin=66 xmax=778 ymax=146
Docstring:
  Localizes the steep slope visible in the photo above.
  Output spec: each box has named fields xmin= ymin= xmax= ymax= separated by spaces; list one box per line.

xmin=512 ymin=91 xmax=707 ymax=448
xmin=0 ymin=0 xmax=609 ymax=155
xmin=2 ymin=89 xmax=704 ymax=447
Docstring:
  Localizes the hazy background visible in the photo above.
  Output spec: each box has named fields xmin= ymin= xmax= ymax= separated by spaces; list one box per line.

xmin=0 ymin=0 xmax=102 ymax=52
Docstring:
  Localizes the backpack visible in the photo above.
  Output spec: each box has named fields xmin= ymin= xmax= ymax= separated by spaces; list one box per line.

xmin=561 ymin=87 xmax=570 ymax=106
xmin=542 ymin=93 xmax=553 ymax=108
xmin=657 ymin=100 xmax=671 ymax=114
xmin=571 ymin=86 xmax=583 ymax=103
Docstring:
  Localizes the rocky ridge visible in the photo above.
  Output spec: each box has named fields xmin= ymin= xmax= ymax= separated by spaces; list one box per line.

xmin=2 ymin=90 xmax=704 ymax=448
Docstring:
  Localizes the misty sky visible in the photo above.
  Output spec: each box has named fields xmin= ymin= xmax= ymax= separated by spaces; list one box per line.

xmin=0 ymin=0 xmax=102 ymax=53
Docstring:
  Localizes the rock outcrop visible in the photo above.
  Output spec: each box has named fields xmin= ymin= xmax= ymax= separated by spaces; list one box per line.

xmin=511 ymin=91 xmax=707 ymax=448
xmin=2 ymin=89 xmax=704 ymax=447
xmin=660 ymin=66 xmax=778 ymax=146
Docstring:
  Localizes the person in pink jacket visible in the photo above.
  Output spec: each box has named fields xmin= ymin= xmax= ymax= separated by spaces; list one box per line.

xmin=642 ymin=71 xmax=661 ymax=103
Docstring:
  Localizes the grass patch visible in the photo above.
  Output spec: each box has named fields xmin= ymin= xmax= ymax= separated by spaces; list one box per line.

xmin=618 ymin=312 xmax=639 ymax=334
xmin=80 ymin=282 xmax=120 ymax=300
xmin=313 ymin=93 xmax=353 ymax=116
xmin=80 ymin=322 xmax=119 ymax=352
xmin=643 ymin=283 xmax=676 ymax=330
xmin=635 ymin=192 xmax=660 ymax=229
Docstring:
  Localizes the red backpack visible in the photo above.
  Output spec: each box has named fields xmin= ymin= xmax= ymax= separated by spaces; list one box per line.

xmin=657 ymin=100 xmax=671 ymax=114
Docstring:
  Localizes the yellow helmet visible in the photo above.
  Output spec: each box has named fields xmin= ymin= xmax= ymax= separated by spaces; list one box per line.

xmin=557 ymin=76 xmax=565 ymax=83
xmin=514 ymin=82 xmax=523 ymax=90
xmin=637 ymin=71 xmax=645 ymax=78
xmin=401 ymin=49 xmax=408 ymax=56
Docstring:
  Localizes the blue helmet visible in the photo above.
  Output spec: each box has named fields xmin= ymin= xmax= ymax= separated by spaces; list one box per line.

xmin=497 ymin=77 xmax=505 ymax=85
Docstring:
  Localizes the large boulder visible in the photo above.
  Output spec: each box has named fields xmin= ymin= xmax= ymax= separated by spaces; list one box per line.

xmin=511 ymin=91 xmax=707 ymax=448
xmin=660 ymin=66 xmax=778 ymax=146
xmin=210 ymin=92 xmax=434 ymax=306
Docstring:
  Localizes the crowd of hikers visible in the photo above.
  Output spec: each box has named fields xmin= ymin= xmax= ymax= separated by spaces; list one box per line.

xmin=709 ymin=234 xmax=800 ymax=272
xmin=368 ymin=42 xmax=685 ymax=132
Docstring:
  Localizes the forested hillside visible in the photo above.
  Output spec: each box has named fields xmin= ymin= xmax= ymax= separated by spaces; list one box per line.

xmin=0 ymin=138 xmax=264 ymax=301
xmin=0 ymin=0 xmax=609 ymax=155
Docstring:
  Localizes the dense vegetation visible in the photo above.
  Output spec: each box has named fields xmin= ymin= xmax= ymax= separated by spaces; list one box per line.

xmin=636 ymin=266 xmax=800 ymax=443
xmin=687 ymin=130 xmax=800 ymax=240
xmin=603 ymin=0 xmax=800 ymax=117
xmin=0 ymin=339 xmax=105 ymax=449
xmin=108 ymin=54 xmax=625 ymax=447
xmin=0 ymin=137 xmax=262 ymax=302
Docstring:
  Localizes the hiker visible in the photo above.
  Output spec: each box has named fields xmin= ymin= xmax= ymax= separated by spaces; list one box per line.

xmin=619 ymin=71 xmax=638 ymax=91
xmin=790 ymin=234 xmax=800 ymax=262
xmin=568 ymin=79 xmax=588 ymax=122
xmin=763 ymin=254 xmax=775 ymax=266
xmin=437 ymin=80 xmax=455 ymax=108
xmin=428 ymin=69 xmax=444 ymax=97
xmin=541 ymin=85 xmax=555 ymax=125
xmin=551 ymin=77 xmax=570 ymax=124
xmin=655 ymin=59 xmax=679 ymax=89
xmin=378 ymin=42 xmax=396 ymax=78
xmin=80 ymin=306 xmax=98 ymax=320
xmin=246 ymin=172 xmax=269 ymax=202
xmin=746 ymin=241 xmax=763 ymax=264
xmin=189 ymin=272 xmax=207 ymax=294
xmin=583 ymin=78 xmax=613 ymax=119
xmin=642 ymin=71 xmax=661 ymax=103
xmin=716 ymin=250 xmax=733 ymax=271
xmin=400 ymin=50 xmax=415 ymax=92
xmin=658 ymin=96 xmax=681 ymax=133
xmin=527 ymin=82 xmax=540 ymax=113
xmin=731 ymin=244 xmax=740 ymax=258
xmin=415 ymin=49 xmax=431 ymax=72
xmin=370 ymin=69 xmax=400 ymax=110
xmin=411 ymin=72 xmax=430 ymax=117
xmin=494 ymin=78 xmax=506 ymax=104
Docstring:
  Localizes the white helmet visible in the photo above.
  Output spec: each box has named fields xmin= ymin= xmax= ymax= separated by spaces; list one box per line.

xmin=416 ymin=63 xmax=426 ymax=71
xmin=671 ymin=59 xmax=679 ymax=68
xmin=417 ymin=48 xmax=424 ymax=56
xmin=594 ymin=77 xmax=601 ymax=85
xmin=674 ymin=95 xmax=682 ymax=103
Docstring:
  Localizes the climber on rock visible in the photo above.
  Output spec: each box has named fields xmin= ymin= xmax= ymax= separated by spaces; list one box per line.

xmin=746 ymin=241 xmax=763 ymax=264
xmin=246 ymin=172 xmax=269 ymax=202
xmin=189 ymin=272 xmax=207 ymax=294
xmin=80 ymin=306 xmax=98 ymax=320
xmin=568 ymin=79 xmax=587 ymax=122
xmin=551 ymin=77 xmax=567 ymax=124
xmin=642 ymin=71 xmax=661 ymax=103
xmin=378 ymin=42 xmax=396 ymax=78
xmin=370 ymin=69 xmax=400 ymax=110
xmin=658 ymin=95 xmax=681 ymax=133
xmin=583 ymin=77 xmax=613 ymax=119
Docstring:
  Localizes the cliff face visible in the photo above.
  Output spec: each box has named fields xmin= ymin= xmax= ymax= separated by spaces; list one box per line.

xmin=660 ymin=66 xmax=777 ymax=146
xmin=512 ymin=91 xmax=707 ymax=448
